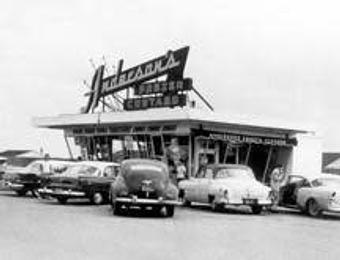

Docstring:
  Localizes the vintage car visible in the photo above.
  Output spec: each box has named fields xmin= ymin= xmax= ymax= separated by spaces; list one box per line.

xmin=278 ymin=174 xmax=340 ymax=217
xmin=38 ymin=161 xmax=120 ymax=205
xmin=3 ymin=159 xmax=74 ymax=196
xmin=110 ymin=159 xmax=179 ymax=217
xmin=179 ymin=164 xmax=273 ymax=214
xmin=0 ymin=156 xmax=7 ymax=180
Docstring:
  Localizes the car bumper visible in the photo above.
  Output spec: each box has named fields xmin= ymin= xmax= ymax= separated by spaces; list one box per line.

xmin=115 ymin=196 xmax=180 ymax=206
xmin=326 ymin=203 xmax=340 ymax=213
xmin=38 ymin=188 xmax=86 ymax=198
xmin=6 ymin=182 xmax=25 ymax=190
xmin=219 ymin=198 xmax=273 ymax=206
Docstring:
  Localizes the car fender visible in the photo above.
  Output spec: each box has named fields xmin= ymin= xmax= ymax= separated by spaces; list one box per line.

xmin=207 ymin=183 xmax=231 ymax=202
xmin=297 ymin=188 xmax=332 ymax=210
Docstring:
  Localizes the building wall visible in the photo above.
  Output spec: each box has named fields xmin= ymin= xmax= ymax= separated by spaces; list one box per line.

xmin=291 ymin=132 xmax=322 ymax=176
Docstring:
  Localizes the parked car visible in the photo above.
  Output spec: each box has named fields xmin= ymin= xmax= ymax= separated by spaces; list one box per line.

xmin=178 ymin=164 xmax=273 ymax=214
xmin=0 ymin=156 xmax=7 ymax=180
xmin=3 ymin=159 xmax=74 ymax=196
xmin=110 ymin=159 xmax=179 ymax=217
xmin=38 ymin=161 xmax=120 ymax=205
xmin=278 ymin=173 xmax=340 ymax=217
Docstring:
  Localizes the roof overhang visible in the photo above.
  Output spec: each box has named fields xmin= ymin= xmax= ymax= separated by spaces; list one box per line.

xmin=32 ymin=108 xmax=311 ymax=136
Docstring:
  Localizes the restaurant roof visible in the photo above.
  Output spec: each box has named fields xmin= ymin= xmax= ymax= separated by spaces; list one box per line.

xmin=32 ymin=107 xmax=313 ymax=134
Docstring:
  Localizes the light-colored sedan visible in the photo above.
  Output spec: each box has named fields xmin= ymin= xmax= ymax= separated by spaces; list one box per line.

xmin=279 ymin=173 xmax=340 ymax=217
xmin=178 ymin=164 xmax=273 ymax=214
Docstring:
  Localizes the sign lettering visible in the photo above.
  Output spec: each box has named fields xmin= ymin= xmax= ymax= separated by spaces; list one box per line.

xmin=209 ymin=133 xmax=296 ymax=146
xmin=124 ymin=94 xmax=187 ymax=111
xmin=134 ymin=78 xmax=192 ymax=96
xmin=102 ymin=46 xmax=189 ymax=95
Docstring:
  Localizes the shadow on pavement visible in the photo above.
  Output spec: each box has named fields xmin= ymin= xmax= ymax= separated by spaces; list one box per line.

xmin=107 ymin=205 xmax=176 ymax=219
xmin=270 ymin=206 xmax=340 ymax=221
xmin=181 ymin=203 xmax=272 ymax=216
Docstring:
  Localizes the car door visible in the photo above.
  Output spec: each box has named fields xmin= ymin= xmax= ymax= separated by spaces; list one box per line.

xmin=280 ymin=176 xmax=307 ymax=206
xmin=185 ymin=178 xmax=203 ymax=202
xmin=197 ymin=168 xmax=214 ymax=203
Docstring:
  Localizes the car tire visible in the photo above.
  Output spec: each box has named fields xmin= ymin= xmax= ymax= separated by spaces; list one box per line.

xmin=113 ymin=201 xmax=123 ymax=216
xmin=165 ymin=205 xmax=175 ymax=217
xmin=251 ymin=205 xmax=263 ymax=214
xmin=306 ymin=199 xmax=322 ymax=217
xmin=57 ymin=197 xmax=68 ymax=205
xmin=31 ymin=189 xmax=40 ymax=198
xmin=211 ymin=201 xmax=224 ymax=212
xmin=91 ymin=192 xmax=104 ymax=205
xmin=16 ymin=189 xmax=27 ymax=196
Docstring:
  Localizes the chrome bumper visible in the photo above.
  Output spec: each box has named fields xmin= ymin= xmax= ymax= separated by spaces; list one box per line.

xmin=38 ymin=188 xmax=86 ymax=198
xmin=327 ymin=202 xmax=340 ymax=213
xmin=220 ymin=198 xmax=273 ymax=206
xmin=6 ymin=182 xmax=24 ymax=190
xmin=115 ymin=196 xmax=180 ymax=205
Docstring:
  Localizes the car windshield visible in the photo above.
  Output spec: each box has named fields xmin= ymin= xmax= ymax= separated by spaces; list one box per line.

xmin=215 ymin=167 xmax=254 ymax=179
xmin=63 ymin=165 xmax=98 ymax=176
xmin=311 ymin=177 xmax=340 ymax=187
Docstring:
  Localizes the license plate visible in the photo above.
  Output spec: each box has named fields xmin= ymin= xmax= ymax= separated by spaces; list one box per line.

xmin=54 ymin=189 xmax=65 ymax=194
xmin=141 ymin=185 xmax=154 ymax=192
xmin=243 ymin=198 xmax=258 ymax=205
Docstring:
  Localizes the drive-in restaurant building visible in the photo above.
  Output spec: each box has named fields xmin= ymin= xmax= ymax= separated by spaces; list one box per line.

xmin=33 ymin=46 xmax=322 ymax=183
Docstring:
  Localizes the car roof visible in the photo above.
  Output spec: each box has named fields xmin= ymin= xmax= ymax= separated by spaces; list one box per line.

xmin=29 ymin=159 xmax=76 ymax=165
xmin=207 ymin=164 xmax=251 ymax=170
xmin=288 ymin=173 xmax=340 ymax=181
xmin=74 ymin=160 xmax=120 ymax=171
xmin=122 ymin=158 xmax=166 ymax=166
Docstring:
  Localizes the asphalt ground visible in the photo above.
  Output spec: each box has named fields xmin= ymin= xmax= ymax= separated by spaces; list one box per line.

xmin=0 ymin=190 xmax=340 ymax=260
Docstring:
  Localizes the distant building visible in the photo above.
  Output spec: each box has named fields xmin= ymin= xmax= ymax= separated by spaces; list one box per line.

xmin=322 ymin=152 xmax=340 ymax=175
xmin=0 ymin=150 xmax=42 ymax=167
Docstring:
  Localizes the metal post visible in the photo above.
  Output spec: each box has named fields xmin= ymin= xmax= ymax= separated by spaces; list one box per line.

xmin=150 ymin=135 xmax=155 ymax=158
xmin=160 ymin=134 xmax=166 ymax=160
xmin=188 ymin=134 xmax=192 ymax=177
xmin=144 ymin=134 xmax=149 ymax=158
xmin=262 ymin=146 xmax=273 ymax=183
xmin=236 ymin=146 xmax=239 ymax=164
xmin=245 ymin=143 xmax=252 ymax=165
xmin=63 ymin=132 xmax=74 ymax=160
xmin=223 ymin=143 xmax=229 ymax=163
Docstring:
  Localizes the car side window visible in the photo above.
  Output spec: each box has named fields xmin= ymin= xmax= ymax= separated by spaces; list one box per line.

xmin=30 ymin=163 xmax=43 ymax=174
xmin=103 ymin=166 xmax=116 ymax=177
xmin=288 ymin=176 xmax=305 ymax=184
xmin=288 ymin=176 xmax=310 ymax=187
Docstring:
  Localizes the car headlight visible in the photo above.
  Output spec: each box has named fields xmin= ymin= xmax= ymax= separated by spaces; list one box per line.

xmin=329 ymin=192 xmax=337 ymax=203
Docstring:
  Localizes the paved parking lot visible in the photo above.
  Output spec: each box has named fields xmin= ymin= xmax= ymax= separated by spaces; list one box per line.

xmin=0 ymin=190 xmax=340 ymax=260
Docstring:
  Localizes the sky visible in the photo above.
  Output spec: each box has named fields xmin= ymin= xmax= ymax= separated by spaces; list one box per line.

xmin=1 ymin=0 xmax=340 ymax=157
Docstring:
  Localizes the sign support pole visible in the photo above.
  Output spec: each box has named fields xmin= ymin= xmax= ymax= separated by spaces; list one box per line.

xmin=192 ymin=86 xmax=214 ymax=111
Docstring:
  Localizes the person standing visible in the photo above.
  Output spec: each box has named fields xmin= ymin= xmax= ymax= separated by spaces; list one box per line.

xmin=176 ymin=161 xmax=187 ymax=184
xmin=270 ymin=165 xmax=286 ymax=207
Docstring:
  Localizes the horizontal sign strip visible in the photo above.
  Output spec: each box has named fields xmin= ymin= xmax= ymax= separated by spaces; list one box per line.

xmin=134 ymin=78 xmax=192 ymax=96
xmin=124 ymin=94 xmax=187 ymax=111
xmin=208 ymin=133 xmax=297 ymax=146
